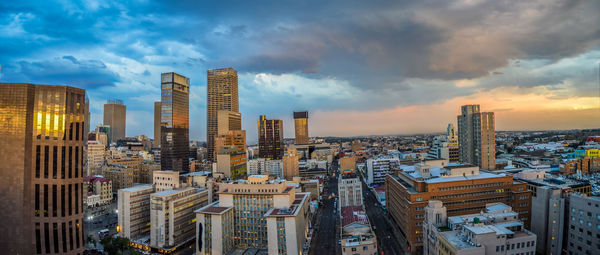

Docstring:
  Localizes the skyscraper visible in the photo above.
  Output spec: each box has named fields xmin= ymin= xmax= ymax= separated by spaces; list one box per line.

xmin=160 ymin=72 xmax=190 ymax=172
xmin=258 ymin=115 xmax=284 ymax=160
xmin=293 ymin=111 xmax=309 ymax=145
xmin=154 ymin=101 xmax=161 ymax=147
xmin=0 ymin=83 xmax=86 ymax=254
xmin=103 ymin=99 xmax=126 ymax=143
xmin=457 ymin=104 xmax=495 ymax=170
xmin=206 ymin=68 xmax=239 ymax=161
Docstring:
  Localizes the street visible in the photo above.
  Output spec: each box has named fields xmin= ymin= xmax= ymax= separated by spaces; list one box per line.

xmin=308 ymin=165 xmax=340 ymax=254
xmin=361 ymin=179 xmax=408 ymax=255
xmin=84 ymin=201 xmax=118 ymax=245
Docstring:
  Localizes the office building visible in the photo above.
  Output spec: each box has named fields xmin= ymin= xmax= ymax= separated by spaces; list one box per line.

xmin=258 ymin=115 xmax=284 ymax=160
xmin=153 ymin=170 xmax=180 ymax=192
xmin=207 ymin=68 xmax=239 ymax=161
xmin=102 ymin=165 xmax=134 ymax=192
xmin=0 ymin=83 xmax=86 ymax=254
xmin=160 ymin=72 xmax=190 ymax=172
xmin=427 ymin=124 xmax=459 ymax=162
xmin=216 ymin=146 xmax=247 ymax=179
xmin=365 ymin=156 xmax=399 ymax=185
xmin=154 ymin=101 xmax=161 ymax=147
xmin=340 ymin=206 xmax=377 ymax=255
xmin=83 ymin=176 xmax=113 ymax=205
xmin=86 ymin=141 xmax=106 ymax=176
xmin=283 ymin=148 xmax=300 ymax=180
xmin=150 ymin=187 xmax=209 ymax=249
xmin=247 ymin=158 xmax=284 ymax=178
xmin=118 ymin=184 xmax=154 ymax=240
xmin=518 ymin=176 xmax=592 ymax=254
xmin=385 ymin=161 xmax=532 ymax=254
xmin=214 ymin=129 xmax=246 ymax=155
xmin=338 ymin=174 xmax=363 ymax=208
xmin=565 ymin=194 xmax=600 ymax=255
xmin=294 ymin=111 xmax=309 ymax=145
xmin=458 ymin=105 xmax=495 ymax=170
xmin=424 ymin=201 xmax=536 ymax=255
xmin=104 ymin=99 xmax=126 ymax=143
xmin=195 ymin=175 xmax=310 ymax=255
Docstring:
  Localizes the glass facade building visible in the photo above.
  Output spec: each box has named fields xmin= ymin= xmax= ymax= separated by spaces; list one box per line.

xmin=293 ymin=111 xmax=309 ymax=145
xmin=0 ymin=83 xmax=86 ymax=254
xmin=160 ymin=72 xmax=190 ymax=172
xmin=258 ymin=115 xmax=284 ymax=160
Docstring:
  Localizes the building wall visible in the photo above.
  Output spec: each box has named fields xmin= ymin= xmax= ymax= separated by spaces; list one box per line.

xmin=293 ymin=111 xmax=309 ymax=145
xmin=0 ymin=83 xmax=86 ymax=254
xmin=118 ymin=185 xmax=153 ymax=239
xmin=160 ymin=72 xmax=190 ymax=172
xmin=153 ymin=171 xmax=180 ymax=192
xmin=207 ymin=68 xmax=239 ymax=161
xmin=154 ymin=101 xmax=161 ymax=147
xmin=458 ymin=105 xmax=496 ymax=170
xmin=283 ymin=148 xmax=300 ymax=180
xmin=258 ymin=115 xmax=284 ymax=160
xmin=566 ymin=194 xmax=600 ymax=255
xmin=339 ymin=177 xmax=363 ymax=207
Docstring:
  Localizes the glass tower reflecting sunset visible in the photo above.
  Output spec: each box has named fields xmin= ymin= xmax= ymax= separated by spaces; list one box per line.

xmin=160 ymin=72 xmax=190 ymax=172
xmin=0 ymin=83 xmax=86 ymax=254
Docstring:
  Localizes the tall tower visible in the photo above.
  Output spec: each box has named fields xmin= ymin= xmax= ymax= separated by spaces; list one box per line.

xmin=103 ymin=99 xmax=126 ymax=143
xmin=258 ymin=115 xmax=283 ymax=160
xmin=160 ymin=72 xmax=190 ymax=172
xmin=0 ymin=83 xmax=86 ymax=254
xmin=457 ymin=105 xmax=495 ymax=170
xmin=293 ymin=111 xmax=309 ymax=145
xmin=153 ymin=101 xmax=161 ymax=147
xmin=206 ymin=68 xmax=239 ymax=161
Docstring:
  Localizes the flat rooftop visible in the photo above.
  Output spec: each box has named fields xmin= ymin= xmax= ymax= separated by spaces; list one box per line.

xmin=120 ymin=184 xmax=153 ymax=192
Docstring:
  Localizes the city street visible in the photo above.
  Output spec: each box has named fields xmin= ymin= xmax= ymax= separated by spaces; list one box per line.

xmin=361 ymin=179 xmax=408 ymax=255
xmin=84 ymin=201 xmax=119 ymax=242
xmin=308 ymin=169 xmax=340 ymax=254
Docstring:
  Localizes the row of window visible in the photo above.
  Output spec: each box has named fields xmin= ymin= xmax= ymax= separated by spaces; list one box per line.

xmin=34 ymin=184 xmax=81 ymax=217
xmin=35 ymin=145 xmax=82 ymax=179
xmin=34 ymin=219 xmax=83 ymax=254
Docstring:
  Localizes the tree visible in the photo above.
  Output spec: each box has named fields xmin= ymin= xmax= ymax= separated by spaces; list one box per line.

xmin=100 ymin=236 xmax=132 ymax=255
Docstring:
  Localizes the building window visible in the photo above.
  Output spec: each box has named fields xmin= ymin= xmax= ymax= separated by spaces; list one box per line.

xmin=35 ymin=145 xmax=40 ymax=178
xmin=61 ymin=146 xmax=65 ymax=179
xmin=44 ymin=146 xmax=49 ymax=178
xmin=61 ymin=223 xmax=67 ymax=252
xmin=68 ymin=147 xmax=72 ymax=178
xmin=35 ymin=223 xmax=41 ymax=254
xmin=43 ymin=185 xmax=48 ymax=217
xmin=75 ymin=184 xmax=79 ymax=214
xmin=44 ymin=223 xmax=50 ymax=253
xmin=52 ymin=185 xmax=57 ymax=217
xmin=53 ymin=223 xmax=59 ymax=253
xmin=68 ymin=185 xmax=72 ymax=216
xmin=74 ymin=147 xmax=79 ymax=178
xmin=69 ymin=221 xmax=73 ymax=250
xmin=61 ymin=186 xmax=65 ymax=217
xmin=35 ymin=184 xmax=40 ymax=217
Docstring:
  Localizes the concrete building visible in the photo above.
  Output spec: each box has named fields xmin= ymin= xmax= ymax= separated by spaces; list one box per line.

xmin=338 ymin=174 xmax=363 ymax=208
xmin=565 ymin=194 xmax=600 ymax=255
xmin=365 ymin=156 xmax=399 ymax=185
xmin=340 ymin=206 xmax=377 ymax=255
xmin=258 ymin=115 xmax=284 ymax=160
xmin=424 ymin=201 xmax=536 ymax=255
xmin=385 ymin=161 xmax=532 ymax=254
xmin=293 ymin=111 xmax=309 ymax=145
xmin=153 ymin=170 xmax=180 ymax=192
xmin=118 ymin=184 xmax=154 ymax=240
xmin=154 ymin=101 xmax=161 ymax=147
xmin=207 ymin=68 xmax=239 ymax=161
xmin=247 ymin=158 xmax=284 ymax=178
xmin=458 ymin=105 xmax=495 ymax=170
xmin=104 ymin=99 xmax=126 ymax=143
xmin=150 ymin=187 xmax=209 ymax=249
xmin=518 ymin=177 xmax=592 ymax=254
xmin=195 ymin=175 xmax=311 ymax=255
xmin=283 ymin=148 xmax=300 ymax=180
xmin=102 ymin=165 xmax=134 ymax=192
xmin=427 ymin=124 xmax=459 ymax=163
xmin=160 ymin=72 xmax=190 ymax=172
xmin=0 ymin=83 xmax=86 ymax=254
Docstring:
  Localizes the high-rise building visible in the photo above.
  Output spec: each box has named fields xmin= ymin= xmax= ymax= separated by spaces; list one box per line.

xmin=385 ymin=160 xmax=532 ymax=254
xmin=207 ymin=68 xmax=239 ymax=161
xmin=154 ymin=101 xmax=161 ymax=147
xmin=565 ymin=194 xmax=600 ymax=255
xmin=0 ymin=83 xmax=86 ymax=254
xmin=283 ymin=148 xmax=300 ymax=180
xmin=103 ymin=99 xmax=126 ymax=143
xmin=293 ymin=111 xmax=309 ymax=145
xmin=458 ymin=105 xmax=495 ymax=170
xmin=160 ymin=72 xmax=190 ymax=172
xmin=195 ymin=175 xmax=310 ymax=254
xmin=258 ymin=115 xmax=283 ymax=160
xmin=216 ymin=145 xmax=247 ymax=179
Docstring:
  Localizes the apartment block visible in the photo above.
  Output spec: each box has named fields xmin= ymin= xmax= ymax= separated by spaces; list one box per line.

xmin=102 ymin=165 xmax=134 ymax=192
xmin=247 ymin=158 xmax=284 ymax=178
xmin=118 ymin=184 xmax=154 ymax=240
xmin=365 ymin=156 xmax=399 ymax=185
xmin=216 ymin=145 xmax=247 ymax=179
xmin=385 ymin=161 xmax=532 ymax=254
xmin=150 ymin=187 xmax=209 ymax=249
xmin=458 ymin=105 xmax=495 ymax=170
xmin=84 ymin=176 xmax=113 ymax=205
xmin=565 ymin=194 xmax=600 ymax=255
xmin=338 ymin=174 xmax=363 ymax=208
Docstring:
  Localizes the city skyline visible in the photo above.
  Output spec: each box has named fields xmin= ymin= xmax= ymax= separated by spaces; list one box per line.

xmin=0 ymin=1 xmax=599 ymax=143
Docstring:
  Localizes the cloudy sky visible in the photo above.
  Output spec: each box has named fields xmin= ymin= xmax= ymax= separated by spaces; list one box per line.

xmin=1 ymin=0 xmax=599 ymax=143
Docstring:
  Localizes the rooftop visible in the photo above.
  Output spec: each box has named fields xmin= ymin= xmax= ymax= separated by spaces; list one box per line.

xmin=120 ymin=184 xmax=153 ymax=192
xmin=341 ymin=206 xmax=370 ymax=227
xmin=195 ymin=201 xmax=233 ymax=215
